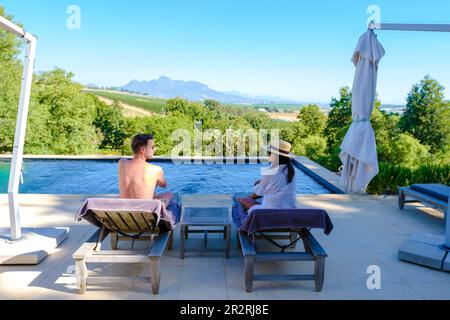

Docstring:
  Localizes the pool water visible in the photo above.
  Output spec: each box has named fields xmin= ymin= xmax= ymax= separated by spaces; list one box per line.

xmin=0 ymin=160 xmax=330 ymax=195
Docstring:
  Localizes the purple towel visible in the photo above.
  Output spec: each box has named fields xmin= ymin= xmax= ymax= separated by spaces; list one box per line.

xmin=76 ymin=197 xmax=181 ymax=231
xmin=232 ymin=199 xmax=333 ymax=240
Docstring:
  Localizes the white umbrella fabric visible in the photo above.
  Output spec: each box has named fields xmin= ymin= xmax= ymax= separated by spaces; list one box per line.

xmin=340 ymin=30 xmax=385 ymax=193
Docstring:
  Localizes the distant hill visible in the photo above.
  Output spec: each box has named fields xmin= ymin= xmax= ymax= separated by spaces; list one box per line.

xmin=118 ymin=76 xmax=299 ymax=105
xmin=87 ymin=77 xmax=406 ymax=113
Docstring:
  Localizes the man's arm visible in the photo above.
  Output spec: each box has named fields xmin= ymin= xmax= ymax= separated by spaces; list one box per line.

xmin=118 ymin=160 xmax=125 ymax=196
xmin=156 ymin=168 xmax=168 ymax=188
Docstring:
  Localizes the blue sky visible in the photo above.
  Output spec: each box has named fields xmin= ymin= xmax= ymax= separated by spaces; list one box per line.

xmin=2 ymin=0 xmax=450 ymax=104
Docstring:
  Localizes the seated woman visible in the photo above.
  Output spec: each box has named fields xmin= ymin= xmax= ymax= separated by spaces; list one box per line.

xmin=237 ymin=139 xmax=297 ymax=213
xmin=119 ymin=134 xmax=173 ymax=207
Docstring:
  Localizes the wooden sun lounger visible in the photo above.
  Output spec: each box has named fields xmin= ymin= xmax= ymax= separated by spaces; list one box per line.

xmin=238 ymin=228 xmax=327 ymax=293
xmin=399 ymin=185 xmax=449 ymax=224
xmin=73 ymin=209 xmax=173 ymax=295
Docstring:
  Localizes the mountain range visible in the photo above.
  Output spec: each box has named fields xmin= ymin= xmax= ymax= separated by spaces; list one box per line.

xmin=87 ymin=77 xmax=405 ymax=112
xmin=117 ymin=76 xmax=299 ymax=105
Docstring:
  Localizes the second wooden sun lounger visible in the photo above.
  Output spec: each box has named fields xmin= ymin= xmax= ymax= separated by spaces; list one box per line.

xmin=232 ymin=200 xmax=334 ymax=293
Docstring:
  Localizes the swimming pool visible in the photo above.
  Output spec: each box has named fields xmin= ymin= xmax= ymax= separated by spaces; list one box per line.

xmin=0 ymin=159 xmax=331 ymax=195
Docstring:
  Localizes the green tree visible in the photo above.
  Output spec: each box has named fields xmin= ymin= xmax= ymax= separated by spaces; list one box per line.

xmin=123 ymin=114 xmax=195 ymax=156
xmin=371 ymin=105 xmax=401 ymax=163
xmin=0 ymin=6 xmax=22 ymax=63
xmin=32 ymin=69 xmax=100 ymax=154
xmin=203 ymin=99 xmax=220 ymax=109
xmin=429 ymin=149 xmax=450 ymax=165
xmin=385 ymin=133 xmax=430 ymax=167
xmin=400 ymin=76 xmax=450 ymax=152
xmin=0 ymin=60 xmax=21 ymax=153
xmin=292 ymin=135 xmax=328 ymax=160
xmin=315 ymin=87 xmax=353 ymax=171
xmin=297 ymin=104 xmax=327 ymax=136
xmin=166 ymin=97 xmax=211 ymax=123
xmin=94 ymin=99 xmax=127 ymax=150
xmin=150 ymin=114 xmax=195 ymax=156
xmin=209 ymin=117 xmax=252 ymax=132
xmin=0 ymin=6 xmax=23 ymax=153
xmin=242 ymin=110 xmax=272 ymax=130
xmin=24 ymin=95 xmax=53 ymax=154
xmin=323 ymin=87 xmax=352 ymax=150
xmin=122 ymin=116 xmax=150 ymax=153
xmin=274 ymin=121 xmax=297 ymax=143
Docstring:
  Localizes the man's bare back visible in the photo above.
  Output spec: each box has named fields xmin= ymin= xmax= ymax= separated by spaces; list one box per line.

xmin=119 ymin=159 xmax=165 ymax=199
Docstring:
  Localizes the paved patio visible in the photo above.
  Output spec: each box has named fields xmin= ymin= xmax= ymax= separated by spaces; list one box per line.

xmin=0 ymin=193 xmax=449 ymax=300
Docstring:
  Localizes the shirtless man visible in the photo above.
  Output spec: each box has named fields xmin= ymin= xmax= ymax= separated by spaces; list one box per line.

xmin=119 ymin=134 xmax=173 ymax=206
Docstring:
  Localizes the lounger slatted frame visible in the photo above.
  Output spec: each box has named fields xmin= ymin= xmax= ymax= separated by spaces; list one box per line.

xmin=73 ymin=209 xmax=173 ymax=295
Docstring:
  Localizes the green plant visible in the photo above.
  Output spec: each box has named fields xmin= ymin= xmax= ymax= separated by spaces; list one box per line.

xmin=367 ymin=163 xmax=450 ymax=195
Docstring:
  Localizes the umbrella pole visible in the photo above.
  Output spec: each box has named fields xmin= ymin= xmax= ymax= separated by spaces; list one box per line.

xmin=7 ymin=37 xmax=36 ymax=241
xmin=345 ymin=176 xmax=351 ymax=194
xmin=346 ymin=156 xmax=356 ymax=193
xmin=342 ymin=155 xmax=351 ymax=194
xmin=0 ymin=16 xmax=37 ymax=241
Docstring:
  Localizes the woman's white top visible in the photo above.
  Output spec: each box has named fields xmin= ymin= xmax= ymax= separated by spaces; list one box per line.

xmin=249 ymin=164 xmax=297 ymax=213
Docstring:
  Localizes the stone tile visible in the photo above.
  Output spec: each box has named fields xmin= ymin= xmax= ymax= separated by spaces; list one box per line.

xmin=408 ymin=282 xmax=450 ymax=300
xmin=326 ymin=262 xmax=404 ymax=288
xmin=178 ymin=266 xmax=227 ymax=300
xmin=129 ymin=266 xmax=182 ymax=300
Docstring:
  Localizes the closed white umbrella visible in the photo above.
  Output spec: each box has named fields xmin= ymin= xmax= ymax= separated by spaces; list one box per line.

xmin=340 ymin=30 xmax=385 ymax=193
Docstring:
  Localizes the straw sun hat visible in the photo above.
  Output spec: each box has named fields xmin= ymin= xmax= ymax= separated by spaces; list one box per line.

xmin=268 ymin=139 xmax=296 ymax=159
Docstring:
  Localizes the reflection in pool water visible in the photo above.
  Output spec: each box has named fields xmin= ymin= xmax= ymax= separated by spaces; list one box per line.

xmin=0 ymin=160 xmax=330 ymax=195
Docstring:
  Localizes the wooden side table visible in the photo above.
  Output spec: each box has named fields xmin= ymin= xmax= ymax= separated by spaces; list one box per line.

xmin=180 ymin=207 xmax=231 ymax=259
